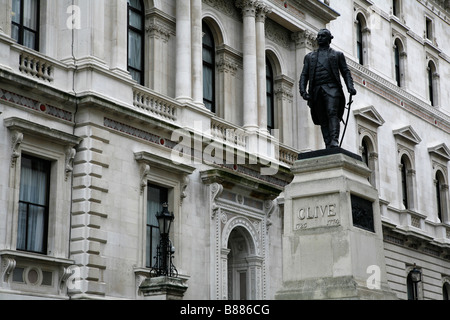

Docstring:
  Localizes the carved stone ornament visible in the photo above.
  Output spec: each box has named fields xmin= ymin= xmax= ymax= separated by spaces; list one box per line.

xmin=139 ymin=164 xmax=151 ymax=195
xmin=1 ymin=257 xmax=16 ymax=283
xmin=11 ymin=131 xmax=23 ymax=168
xmin=211 ymin=182 xmax=224 ymax=217
xmin=180 ymin=175 xmax=190 ymax=204
xmin=59 ymin=265 xmax=74 ymax=294
xmin=65 ymin=147 xmax=77 ymax=181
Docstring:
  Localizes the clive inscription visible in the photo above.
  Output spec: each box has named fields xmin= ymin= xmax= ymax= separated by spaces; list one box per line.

xmin=293 ymin=195 xmax=340 ymax=231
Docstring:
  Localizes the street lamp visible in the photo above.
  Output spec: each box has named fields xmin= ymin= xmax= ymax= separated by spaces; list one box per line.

xmin=410 ymin=264 xmax=422 ymax=300
xmin=151 ymin=203 xmax=178 ymax=278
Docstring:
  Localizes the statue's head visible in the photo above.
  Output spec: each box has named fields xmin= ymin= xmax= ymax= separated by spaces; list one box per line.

xmin=317 ymin=29 xmax=334 ymax=46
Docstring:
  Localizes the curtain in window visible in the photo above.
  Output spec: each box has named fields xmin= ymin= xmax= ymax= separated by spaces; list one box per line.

xmin=202 ymin=23 xmax=215 ymax=112
xmin=23 ymin=0 xmax=38 ymax=49
xmin=266 ymin=60 xmax=274 ymax=131
xmin=128 ymin=30 xmax=142 ymax=82
xmin=127 ymin=0 xmax=144 ymax=84
xmin=11 ymin=0 xmax=21 ymax=42
xmin=18 ymin=156 xmax=49 ymax=253
xmin=11 ymin=0 xmax=39 ymax=50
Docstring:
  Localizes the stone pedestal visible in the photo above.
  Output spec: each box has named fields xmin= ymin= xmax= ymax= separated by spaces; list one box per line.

xmin=139 ymin=276 xmax=188 ymax=300
xmin=276 ymin=149 xmax=396 ymax=300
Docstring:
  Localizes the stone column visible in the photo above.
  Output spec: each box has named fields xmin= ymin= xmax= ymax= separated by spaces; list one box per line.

xmin=237 ymin=0 xmax=258 ymax=131
xmin=110 ymin=0 xmax=128 ymax=74
xmin=255 ymin=4 xmax=271 ymax=132
xmin=292 ymin=30 xmax=320 ymax=151
xmin=0 ymin=0 xmax=11 ymax=34
xmin=191 ymin=0 xmax=203 ymax=107
xmin=175 ymin=0 xmax=192 ymax=103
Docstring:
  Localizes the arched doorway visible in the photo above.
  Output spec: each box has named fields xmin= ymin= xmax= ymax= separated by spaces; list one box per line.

xmin=226 ymin=226 xmax=263 ymax=300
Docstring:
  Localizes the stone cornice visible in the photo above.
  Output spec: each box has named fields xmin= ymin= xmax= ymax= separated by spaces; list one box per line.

xmin=347 ymin=58 xmax=450 ymax=134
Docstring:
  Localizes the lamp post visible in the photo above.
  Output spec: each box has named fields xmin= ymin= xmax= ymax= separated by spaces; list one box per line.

xmin=151 ymin=203 xmax=178 ymax=278
xmin=410 ymin=264 xmax=422 ymax=300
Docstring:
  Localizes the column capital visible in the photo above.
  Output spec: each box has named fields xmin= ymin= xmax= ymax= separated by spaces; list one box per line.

xmin=256 ymin=2 xmax=272 ymax=21
xmin=292 ymin=30 xmax=318 ymax=49
xmin=235 ymin=0 xmax=258 ymax=16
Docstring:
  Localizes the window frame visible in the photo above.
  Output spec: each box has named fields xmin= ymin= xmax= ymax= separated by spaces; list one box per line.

xmin=17 ymin=153 xmax=51 ymax=254
xmin=146 ymin=183 xmax=168 ymax=268
xmin=427 ymin=60 xmax=438 ymax=107
xmin=202 ymin=22 xmax=216 ymax=113
xmin=4 ymin=117 xmax=81 ymax=258
xmin=266 ymin=58 xmax=275 ymax=133
xmin=127 ymin=0 xmax=145 ymax=85
xmin=356 ymin=15 xmax=364 ymax=65
xmin=11 ymin=0 xmax=40 ymax=51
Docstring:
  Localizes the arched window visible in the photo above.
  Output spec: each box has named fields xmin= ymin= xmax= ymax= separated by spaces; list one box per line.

xmin=394 ymin=40 xmax=401 ymax=87
xmin=11 ymin=0 xmax=40 ymax=50
xmin=427 ymin=60 xmax=438 ymax=106
xmin=356 ymin=15 xmax=364 ymax=65
xmin=407 ymin=270 xmax=420 ymax=300
xmin=401 ymin=155 xmax=410 ymax=209
xmin=444 ymin=282 xmax=450 ymax=300
xmin=436 ymin=170 xmax=445 ymax=222
xmin=266 ymin=58 xmax=275 ymax=133
xmin=393 ymin=0 xmax=401 ymax=17
xmin=127 ymin=0 xmax=145 ymax=85
xmin=361 ymin=138 xmax=369 ymax=167
xmin=203 ymin=22 xmax=216 ymax=113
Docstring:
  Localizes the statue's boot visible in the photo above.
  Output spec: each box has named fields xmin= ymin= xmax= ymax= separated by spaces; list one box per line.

xmin=321 ymin=126 xmax=332 ymax=149
xmin=329 ymin=117 xmax=340 ymax=148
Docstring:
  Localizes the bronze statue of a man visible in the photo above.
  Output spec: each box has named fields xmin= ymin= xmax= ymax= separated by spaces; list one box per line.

xmin=300 ymin=29 xmax=357 ymax=149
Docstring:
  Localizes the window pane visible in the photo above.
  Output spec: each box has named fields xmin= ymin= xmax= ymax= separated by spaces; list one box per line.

xmin=18 ymin=155 xmax=50 ymax=253
xmin=203 ymin=67 xmax=213 ymax=103
xmin=147 ymin=185 xmax=167 ymax=268
xmin=11 ymin=24 xmax=20 ymax=42
xmin=146 ymin=226 xmax=152 ymax=267
xmin=12 ymin=0 xmax=21 ymax=24
xmin=129 ymin=69 xmax=141 ymax=84
xmin=27 ymin=205 xmax=46 ymax=253
xmin=128 ymin=0 xmax=142 ymax=10
xmin=23 ymin=0 xmax=38 ymax=30
xmin=17 ymin=202 xmax=28 ymax=250
xmin=129 ymin=10 xmax=142 ymax=30
xmin=19 ymin=156 xmax=49 ymax=206
xmin=23 ymin=30 xmax=36 ymax=49
xmin=203 ymin=47 xmax=213 ymax=64
xmin=128 ymin=30 xmax=142 ymax=69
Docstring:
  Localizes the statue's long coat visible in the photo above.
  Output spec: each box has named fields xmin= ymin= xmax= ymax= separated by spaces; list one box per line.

xmin=299 ymin=48 xmax=354 ymax=126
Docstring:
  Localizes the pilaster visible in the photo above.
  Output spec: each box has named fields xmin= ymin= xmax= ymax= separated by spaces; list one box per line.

xmin=70 ymin=125 xmax=110 ymax=298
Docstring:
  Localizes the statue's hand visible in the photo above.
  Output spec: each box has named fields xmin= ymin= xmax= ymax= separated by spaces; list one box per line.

xmin=302 ymin=93 xmax=311 ymax=101
xmin=349 ymin=88 xmax=357 ymax=96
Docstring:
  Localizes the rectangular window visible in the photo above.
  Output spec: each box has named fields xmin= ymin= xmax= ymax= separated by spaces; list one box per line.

xmin=393 ymin=0 xmax=400 ymax=17
xmin=127 ymin=0 xmax=145 ymax=85
xmin=11 ymin=0 xmax=40 ymax=50
xmin=426 ymin=17 xmax=433 ymax=40
xmin=17 ymin=154 xmax=50 ymax=254
xmin=146 ymin=184 xmax=168 ymax=268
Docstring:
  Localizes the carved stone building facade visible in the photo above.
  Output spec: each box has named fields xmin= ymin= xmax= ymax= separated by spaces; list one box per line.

xmin=0 ymin=0 xmax=449 ymax=300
